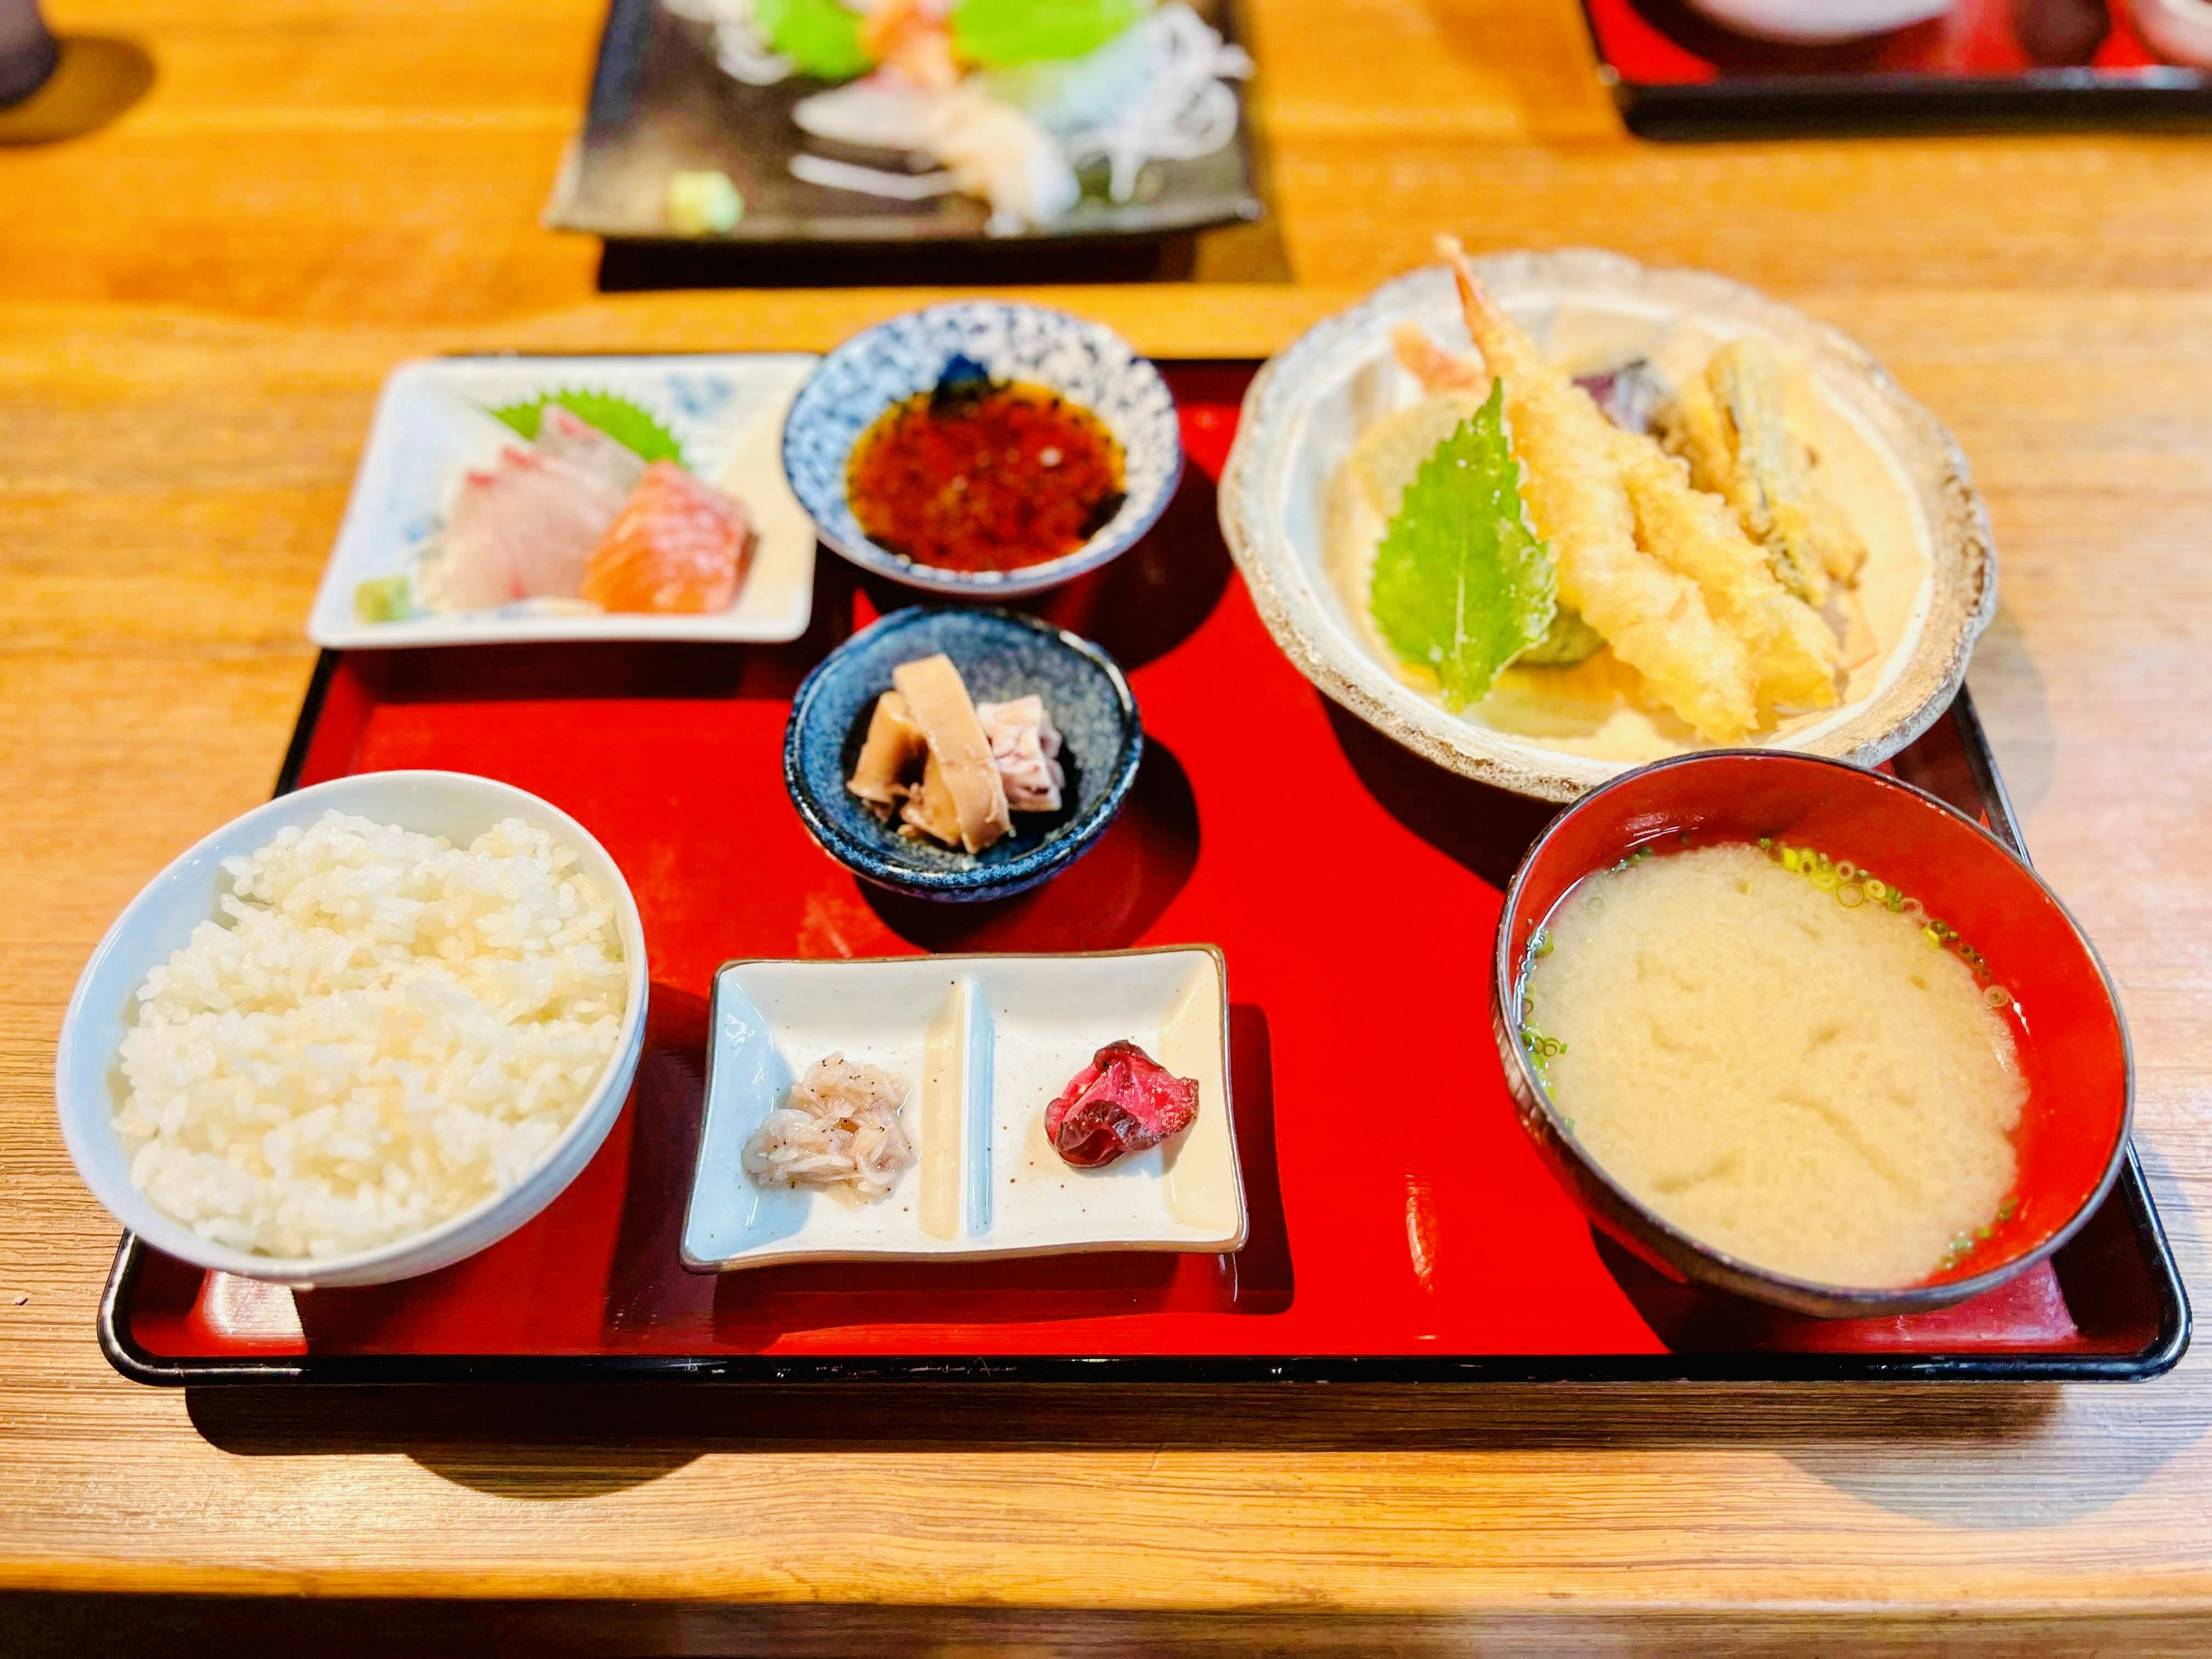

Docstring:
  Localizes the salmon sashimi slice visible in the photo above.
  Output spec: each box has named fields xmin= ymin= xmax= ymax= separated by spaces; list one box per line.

xmin=431 ymin=445 xmax=629 ymax=610
xmin=581 ymin=462 xmax=755 ymax=614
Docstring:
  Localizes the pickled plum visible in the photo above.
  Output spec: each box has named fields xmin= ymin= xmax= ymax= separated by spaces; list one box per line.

xmin=1044 ymin=1040 xmax=1200 ymax=1169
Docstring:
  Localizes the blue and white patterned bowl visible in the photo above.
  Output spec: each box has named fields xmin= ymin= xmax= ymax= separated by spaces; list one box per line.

xmin=785 ymin=607 xmax=1143 ymax=903
xmin=783 ymin=302 xmax=1184 ymax=599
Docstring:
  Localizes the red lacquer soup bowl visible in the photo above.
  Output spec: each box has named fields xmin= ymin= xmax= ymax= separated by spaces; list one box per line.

xmin=1491 ymin=750 xmax=2133 ymax=1319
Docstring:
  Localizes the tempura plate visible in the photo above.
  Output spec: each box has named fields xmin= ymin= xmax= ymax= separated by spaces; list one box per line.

xmin=1218 ymin=248 xmax=1997 ymax=802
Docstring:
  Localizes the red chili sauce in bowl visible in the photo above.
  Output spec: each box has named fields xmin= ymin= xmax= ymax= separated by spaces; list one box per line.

xmin=846 ymin=378 xmax=1127 ymax=574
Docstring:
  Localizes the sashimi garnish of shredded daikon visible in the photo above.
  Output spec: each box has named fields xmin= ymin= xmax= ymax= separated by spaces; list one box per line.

xmin=1058 ymin=4 xmax=1252 ymax=204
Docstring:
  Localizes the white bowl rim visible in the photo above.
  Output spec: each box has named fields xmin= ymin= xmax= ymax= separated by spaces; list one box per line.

xmin=55 ymin=769 xmax=652 ymax=1285
xmin=783 ymin=298 xmax=1186 ymax=599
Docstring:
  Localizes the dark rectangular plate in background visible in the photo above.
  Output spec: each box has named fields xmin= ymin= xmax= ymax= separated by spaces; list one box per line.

xmin=549 ymin=0 xmax=1263 ymax=247
xmin=97 ymin=360 xmax=2187 ymax=1387
xmin=1578 ymin=0 xmax=2212 ymax=134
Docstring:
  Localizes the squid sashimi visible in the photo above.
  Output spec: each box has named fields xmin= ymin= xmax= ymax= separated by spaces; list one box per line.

xmin=580 ymin=461 xmax=755 ymax=614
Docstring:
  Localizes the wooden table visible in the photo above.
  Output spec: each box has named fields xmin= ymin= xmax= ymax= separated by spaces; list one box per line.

xmin=5 ymin=0 xmax=2212 ymax=1649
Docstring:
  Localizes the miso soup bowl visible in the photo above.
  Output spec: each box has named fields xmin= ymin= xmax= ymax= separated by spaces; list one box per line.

xmin=1491 ymin=749 xmax=2132 ymax=1319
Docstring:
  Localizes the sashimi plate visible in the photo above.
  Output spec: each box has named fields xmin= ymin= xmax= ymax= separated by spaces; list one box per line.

xmin=682 ymin=949 xmax=1245 ymax=1271
xmin=308 ymin=354 xmax=821 ymax=649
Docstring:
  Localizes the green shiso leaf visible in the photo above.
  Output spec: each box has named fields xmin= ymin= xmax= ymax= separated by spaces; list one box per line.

xmin=1368 ymin=380 xmax=1557 ymax=711
xmin=756 ymin=0 xmax=873 ymax=79
xmin=952 ymin=0 xmax=1147 ymax=67
xmin=488 ymin=391 xmax=686 ymax=467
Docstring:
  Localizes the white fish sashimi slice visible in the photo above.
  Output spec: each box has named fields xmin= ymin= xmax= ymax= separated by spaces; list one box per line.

xmin=793 ymin=79 xmax=941 ymax=153
xmin=533 ymin=405 xmax=647 ymax=499
xmin=793 ymin=77 xmax=1078 ymax=231
xmin=428 ymin=446 xmax=627 ymax=611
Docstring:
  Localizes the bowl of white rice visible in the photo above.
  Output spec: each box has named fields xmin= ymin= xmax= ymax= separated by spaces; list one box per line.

xmin=56 ymin=771 xmax=650 ymax=1287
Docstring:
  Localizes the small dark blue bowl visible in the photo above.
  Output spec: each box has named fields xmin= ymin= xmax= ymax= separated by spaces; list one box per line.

xmin=785 ymin=607 xmax=1143 ymax=902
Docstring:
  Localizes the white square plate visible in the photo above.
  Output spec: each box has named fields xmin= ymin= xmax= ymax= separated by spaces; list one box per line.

xmin=307 ymin=354 xmax=821 ymax=649
xmin=683 ymin=949 xmax=1245 ymax=1272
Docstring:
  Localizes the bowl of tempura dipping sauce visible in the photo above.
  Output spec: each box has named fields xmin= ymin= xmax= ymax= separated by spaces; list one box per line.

xmin=1493 ymin=750 xmax=2131 ymax=1318
xmin=783 ymin=301 xmax=1183 ymax=600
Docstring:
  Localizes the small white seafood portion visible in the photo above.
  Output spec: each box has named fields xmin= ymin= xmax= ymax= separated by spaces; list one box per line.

xmin=741 ymin=1054 xmax=918 ymax=1199
xmin=921 ymin=82 xmax=1081 ymax=233
xmin=793 ymin=77 xmax=940 ymax=152
xmin=976 ymin=695 xmax=1066 ymax=812
xmin=794 ymin=78 xmax=1079 ymax=232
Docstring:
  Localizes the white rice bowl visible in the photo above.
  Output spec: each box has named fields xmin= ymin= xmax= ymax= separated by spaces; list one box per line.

xmin=57 ymin=770 xmax=650 ymax=1287
xmin=116 ymin=810 xmax=628 ymax=1259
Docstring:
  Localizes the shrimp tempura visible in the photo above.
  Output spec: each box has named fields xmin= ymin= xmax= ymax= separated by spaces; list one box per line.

xmin=1615 ymin=435 xmax=1841 ymax=715
xmin=1391 ymin=322 xmax=1489 ymax=398
xmin=1437 ymin=238 xmax=1758 ymax=743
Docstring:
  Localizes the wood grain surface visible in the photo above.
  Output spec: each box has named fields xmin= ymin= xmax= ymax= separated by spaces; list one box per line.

xmin=5 ymin=0 xmax=2212 ymax=1647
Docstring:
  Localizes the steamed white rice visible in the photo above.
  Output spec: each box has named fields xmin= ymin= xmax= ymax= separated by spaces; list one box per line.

xmin=114 ymin=809 xmax=630 ymax=1259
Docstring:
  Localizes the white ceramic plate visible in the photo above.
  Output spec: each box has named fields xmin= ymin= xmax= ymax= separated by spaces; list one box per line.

xmin=307 ymin=354 xmax=821 ymax=649
xmin=1218 ymin=248 xmax=1997 ymax=802
xmin=681 ymin=949 xmax=1245 ymax=1271
xmin=55 ymin=771 xmax=650 ymax=1288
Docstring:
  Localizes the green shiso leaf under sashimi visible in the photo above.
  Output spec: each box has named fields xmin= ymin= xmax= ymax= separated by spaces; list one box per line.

xmin=1369 ymin=380 xmax=1559 ymax=711
xmin=952 ymin=0 xmax=1149 ymax=68
xmin=488 ymin=391 xmax=687 ymax=467
xmin=756 ymin=0 xmax=873 ymax=79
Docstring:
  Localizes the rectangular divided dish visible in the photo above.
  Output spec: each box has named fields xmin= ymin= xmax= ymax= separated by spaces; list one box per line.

xmin=684 ymin=951 xmax=1244 ymax=1271
xmin=99 ymin=360 xmax=2190 ymax=1385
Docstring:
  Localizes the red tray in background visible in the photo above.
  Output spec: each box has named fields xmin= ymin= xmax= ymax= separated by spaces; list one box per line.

xmin=1578 ymin=0 xmax=2212 ymax=132
xmin=100 ymin=362 xmax=2187 ymax=1385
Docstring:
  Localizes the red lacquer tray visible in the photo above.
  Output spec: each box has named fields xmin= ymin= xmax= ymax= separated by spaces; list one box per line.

xmin=100 ymin=362 xmax=2187 ymax=1385
xmin=1578 ymin=0 xmax=2212 ymax=132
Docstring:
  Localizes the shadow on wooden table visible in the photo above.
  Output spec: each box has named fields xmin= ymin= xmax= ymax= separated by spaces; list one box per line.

xmin=184 ymin=1378 xmax=2066 ymax=1502
xmin=594 ymin=218 xmax=1293 ymax=293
